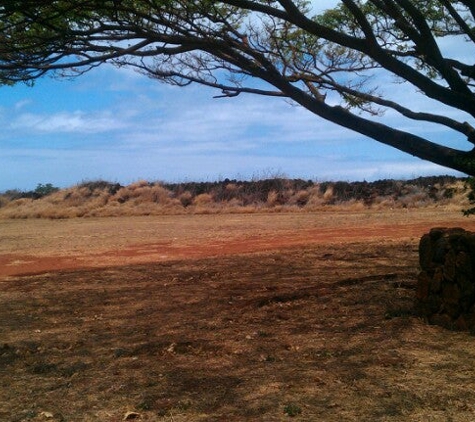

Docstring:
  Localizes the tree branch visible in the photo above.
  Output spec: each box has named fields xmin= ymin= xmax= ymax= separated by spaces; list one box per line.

xmin=2 ymin=0 xmax=475 ymax=175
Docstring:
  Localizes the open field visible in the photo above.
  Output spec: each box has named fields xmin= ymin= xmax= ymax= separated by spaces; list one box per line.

xmin=2 ymin=210 xmax=475 ymax=421
xmin=1 ymin=209 xmax=474 ymax=278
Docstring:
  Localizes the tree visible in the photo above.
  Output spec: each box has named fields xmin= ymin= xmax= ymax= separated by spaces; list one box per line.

xmin=33 ymin=183 xmax=60 ymax=199
xmin=1 ymin=1 xmax=475 ymax=175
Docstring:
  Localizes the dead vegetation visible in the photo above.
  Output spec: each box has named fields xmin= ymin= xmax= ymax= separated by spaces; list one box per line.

xmin=0 ymin=176 xmax=468 ymax=219
xmin=3 ymin=239 xmax=475 ymax=421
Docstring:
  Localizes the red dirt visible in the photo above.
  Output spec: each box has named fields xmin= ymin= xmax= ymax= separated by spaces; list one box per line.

xmin=3 ymin=216 xmax=475 ymax=279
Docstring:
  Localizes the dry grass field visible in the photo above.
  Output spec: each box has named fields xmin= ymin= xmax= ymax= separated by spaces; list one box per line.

xmin=2 ymin=209 xmax=475 ymax=421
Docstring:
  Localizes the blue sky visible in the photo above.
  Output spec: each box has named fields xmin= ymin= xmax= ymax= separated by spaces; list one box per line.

xmin=0 ymin=65 xmax=464 ymax=192
xmin=0 ymin=4 xmax=468 ymax=191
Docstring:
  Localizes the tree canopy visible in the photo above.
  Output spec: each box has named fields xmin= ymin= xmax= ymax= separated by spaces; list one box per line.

xmin=1 ymin=1 xmax=475 ymax=175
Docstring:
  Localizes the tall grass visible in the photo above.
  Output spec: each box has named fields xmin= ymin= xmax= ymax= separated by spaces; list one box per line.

xmin=0 ymin=176 xmax=469 ymax=219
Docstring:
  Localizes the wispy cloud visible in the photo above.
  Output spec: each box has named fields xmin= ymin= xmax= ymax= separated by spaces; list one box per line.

xmin=14 ymin=99 xmax=33 ymax=110
xmin=10 ymin=110 xmax=128 ymax=134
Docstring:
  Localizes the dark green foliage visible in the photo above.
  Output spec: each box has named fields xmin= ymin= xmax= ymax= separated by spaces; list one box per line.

xmin=33 ymin=183 xmax=59 ymax=198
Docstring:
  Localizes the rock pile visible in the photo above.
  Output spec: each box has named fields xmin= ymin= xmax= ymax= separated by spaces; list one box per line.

xmin=416 ymin=227 xmax=475 ymax=331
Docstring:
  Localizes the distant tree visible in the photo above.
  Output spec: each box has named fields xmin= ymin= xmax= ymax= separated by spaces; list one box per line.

xmin=1 ymin=1 xmax=475 ymax=174
xmin=33 ymin=183 xmax=59 ymax=199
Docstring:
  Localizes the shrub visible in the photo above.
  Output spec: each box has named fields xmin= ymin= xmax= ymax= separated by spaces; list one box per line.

xmin=289 ymin=189 xmax=310 ymax=206
xmin=322 ymin=185 xmax=334 ymax=203
xmin=178 ymin=191 xmax=193 ymax=207
xmin=193 ymin=193 xmax=214 ymax=206
xmin=266 ymin=190 xmax=280 ymax=207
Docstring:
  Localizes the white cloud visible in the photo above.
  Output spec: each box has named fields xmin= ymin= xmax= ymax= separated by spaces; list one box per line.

xmin=116 ymin=87 xmax=359 ymax=155
xmin=10 ymin=110 xmax=128 ymax=134
xmin=14 ymin=99 xmax=33 ymax=110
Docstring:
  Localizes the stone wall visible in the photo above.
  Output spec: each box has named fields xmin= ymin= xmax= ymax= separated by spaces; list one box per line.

xmin=416 ymin=227 xmax=475 ymax=331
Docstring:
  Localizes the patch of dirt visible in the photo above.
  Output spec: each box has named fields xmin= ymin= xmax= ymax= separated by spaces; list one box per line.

xmin=2 ymin=210 xmax=475 ymax=421
xmin=1 ymin=210 xmax=475 ymax=279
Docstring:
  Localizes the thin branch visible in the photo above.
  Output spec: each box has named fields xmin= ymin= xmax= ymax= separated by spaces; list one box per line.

xmin=440 ymin=0 xmax=475 ymax=44
xmin=131 ymin=62 xmax=285 ymax=98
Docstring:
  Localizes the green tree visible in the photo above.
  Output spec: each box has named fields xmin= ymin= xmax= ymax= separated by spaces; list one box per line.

xmin=1 ymin=1 xmax=475 ymax=174
xmin=33 ymin=183 xmax=59 ymax=199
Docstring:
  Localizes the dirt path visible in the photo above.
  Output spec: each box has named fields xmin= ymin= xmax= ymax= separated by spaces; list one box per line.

xmin=1 ymin=209 xmax=474 ymax=278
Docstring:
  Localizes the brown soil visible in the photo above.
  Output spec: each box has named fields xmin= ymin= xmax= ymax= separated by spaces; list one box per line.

xmin=2 ymin=210 xmax=475 ymax=279
xmin=2 ymin=210 xmax=475 ymax=421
